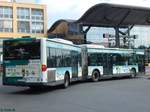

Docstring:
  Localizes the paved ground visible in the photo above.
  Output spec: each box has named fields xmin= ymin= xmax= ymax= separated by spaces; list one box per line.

xmin=0 ymin=75 xmax=150 ymax=112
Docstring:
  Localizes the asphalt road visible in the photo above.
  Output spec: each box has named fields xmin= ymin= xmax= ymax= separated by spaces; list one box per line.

xmin=0 ymin=76 xmax=150 ymax=112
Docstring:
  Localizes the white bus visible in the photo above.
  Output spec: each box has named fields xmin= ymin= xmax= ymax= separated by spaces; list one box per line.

xmin=3 ymin=38 xmax=144 ymax=88
xmin=84 ymin=44 xmax=144 ymax=81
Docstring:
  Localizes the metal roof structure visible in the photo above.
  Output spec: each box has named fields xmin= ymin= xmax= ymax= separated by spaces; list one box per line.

xmin=49 ymin=3 xmax=150 ymax=30
xmin=48 ymin=19 xmax=76 ymax=33
xmin=77 ymin=3 xmax=150 ymax=27
xmin=48 ymin=3 xmax=150 ymax=47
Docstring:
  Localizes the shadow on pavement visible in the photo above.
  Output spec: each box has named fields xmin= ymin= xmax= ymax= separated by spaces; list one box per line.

xmin=10 ymin=81 xmax=92 ymax=95
xmin=9 ymin=76 xmax=141 ymax=95
xmin=10 ymin=85 xmax=65 ymax=95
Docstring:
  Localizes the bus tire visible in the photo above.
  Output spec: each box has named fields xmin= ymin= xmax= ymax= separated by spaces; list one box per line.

xmin=130 ymin=68 xmax=136 ymax=78
xmin=92 ymin=70 xmax=100 ymax=82
xmin=63 ymin=73 xmax=70 ymax=89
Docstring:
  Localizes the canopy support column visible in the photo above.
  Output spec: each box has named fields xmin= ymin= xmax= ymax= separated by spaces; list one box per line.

xmin=80 ymin=25 xmax=91 ymax=44
xmin=115 ymin=27 xmax=120 ymax=48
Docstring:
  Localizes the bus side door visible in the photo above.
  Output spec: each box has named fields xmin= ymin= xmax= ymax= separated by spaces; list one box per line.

xmin=71 ymin=51 xmax=79 ymax=78
xmin=103 ymin=53 xmax=113 ymax=75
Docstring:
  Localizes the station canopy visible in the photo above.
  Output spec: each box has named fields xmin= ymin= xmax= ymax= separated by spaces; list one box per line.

xmin=76 ymin=3 xmax=150 ymax=27
xmin=48 ymin=3 xmax=150 ymax=34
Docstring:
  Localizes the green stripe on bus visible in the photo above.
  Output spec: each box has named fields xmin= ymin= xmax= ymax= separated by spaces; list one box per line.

xmin=4 ymin=60 xmax=29 ymax=66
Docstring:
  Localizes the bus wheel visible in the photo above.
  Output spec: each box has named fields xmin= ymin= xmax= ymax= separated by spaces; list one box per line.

xmin=63 ymin=74 xmax=70 ymax=88
xmin=130 ymin=69 xmax=136 ymax=78
xmin=92 ymin=70 xmax=100 ymax=82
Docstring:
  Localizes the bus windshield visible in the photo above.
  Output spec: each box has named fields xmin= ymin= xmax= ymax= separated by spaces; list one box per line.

xmin=3 ymin=39 xmax=40 ymax=60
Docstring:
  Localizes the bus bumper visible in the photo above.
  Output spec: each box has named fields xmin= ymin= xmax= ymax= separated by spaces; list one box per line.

xmin=3 ymin=77 xmax=45 ymax=87
xmin=3 ymin=77 xmax=64 ymax=87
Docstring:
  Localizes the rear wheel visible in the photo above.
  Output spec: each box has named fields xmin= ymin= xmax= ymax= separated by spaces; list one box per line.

xmin=92 ymin=70 xmax=100 ymax=82
xmin=130 ymin=69 xmax=136 ymax=78
xmin=63 ymin=74 xmax=70 ymax=88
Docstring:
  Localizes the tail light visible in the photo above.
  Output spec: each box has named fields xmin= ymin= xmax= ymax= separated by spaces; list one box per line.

xmin=41 ymin=64 xmax=47 ymax=72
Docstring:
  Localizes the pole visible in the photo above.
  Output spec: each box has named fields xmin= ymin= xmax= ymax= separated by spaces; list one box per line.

xmin=115 ymin=27 xmax=120 ymax=48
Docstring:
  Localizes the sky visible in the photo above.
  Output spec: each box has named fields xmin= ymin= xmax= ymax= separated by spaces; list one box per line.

xmin=36 ymin=0 xmax=150 ymax=47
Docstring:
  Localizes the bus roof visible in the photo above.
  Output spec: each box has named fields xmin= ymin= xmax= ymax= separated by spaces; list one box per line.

xmin=88 ymin=48 xmax=134 ymax=54
xmin=135 ymin=49 xmax=145 ymax=55
xmin=80 ymin=44 xmax=105 ymax=48
xmin=48 ymin=38 xmax=73 ymax=45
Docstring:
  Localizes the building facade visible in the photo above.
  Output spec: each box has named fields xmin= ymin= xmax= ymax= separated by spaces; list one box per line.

xmin=0 ymin=0 xmax=47 ymax=63
xmin=47 ymin=20 xmax=84 ymax=44
xmin=0 ymin=0 xmax=47 ymax=38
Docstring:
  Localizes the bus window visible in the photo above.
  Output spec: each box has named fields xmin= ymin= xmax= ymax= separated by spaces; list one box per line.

xmin=112 ymin=54 xmax=128 ymax=66
xmin=47 ymin=48 xmax=56 ymax=68
xmin=3 ymin=39 xmax=40 ymax=60
xmin=88 ymin=53 xmax=103 ymax=66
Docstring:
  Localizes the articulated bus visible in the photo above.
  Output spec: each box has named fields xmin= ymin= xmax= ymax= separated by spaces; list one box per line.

xmin=3 ymin=38 xmax=144 ymax=88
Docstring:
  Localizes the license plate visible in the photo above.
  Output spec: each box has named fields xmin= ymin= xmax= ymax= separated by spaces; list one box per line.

xmin=25 ymin=77 xmax=39 ymax=82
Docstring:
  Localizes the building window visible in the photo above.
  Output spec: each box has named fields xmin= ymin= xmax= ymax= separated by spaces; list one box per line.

xmin=0 ymin=20 xmax=13 ymax=32
xmin=31 ymin=9 xmax=44 ymax=21
xmin=17 ymin=21 xmax=30 ymax=33
xmin=32 ymin=22 xmax=44 ymax=33
xmin=31 ymin=9 xmax=44 ymax=34
xmin=0 ymin=7 xmax=12 ymax=19
xmin=17 ymin=8 xmax=30 ymax=20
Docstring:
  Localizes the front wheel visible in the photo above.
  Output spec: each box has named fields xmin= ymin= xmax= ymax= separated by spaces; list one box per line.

xmin=92 ymin=70 xmax=100 ymax=82
xmin=130 ymin=69 xmax=136 ymax=78
xmin=63 ymin=74 xmax=70 ymax=89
